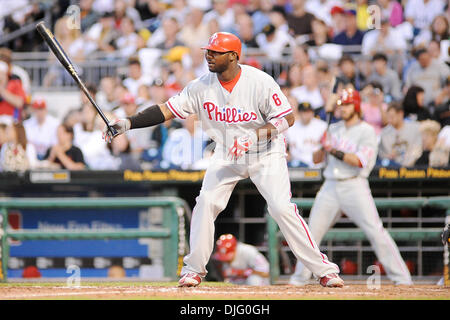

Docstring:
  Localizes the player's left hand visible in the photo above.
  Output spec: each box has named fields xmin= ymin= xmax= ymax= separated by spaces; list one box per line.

xmin=228 ymin=134 xmax=257 ymax=160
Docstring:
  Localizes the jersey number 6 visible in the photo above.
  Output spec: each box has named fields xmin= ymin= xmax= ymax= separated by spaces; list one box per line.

xmin=272 ymin=94 xmax=282 ymax=106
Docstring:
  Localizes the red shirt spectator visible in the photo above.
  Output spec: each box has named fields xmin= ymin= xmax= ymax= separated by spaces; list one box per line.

xmin=0 ymin=61 xmax=27 ymax=122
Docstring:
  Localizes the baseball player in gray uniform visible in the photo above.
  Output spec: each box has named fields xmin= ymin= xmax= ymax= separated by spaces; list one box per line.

xmin=289 ymin=88 xmax=413 ymax=286
xmin=103 ymin=32 xmax=344 ymax=288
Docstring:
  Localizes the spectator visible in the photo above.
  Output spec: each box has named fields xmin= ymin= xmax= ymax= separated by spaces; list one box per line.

xmin=305 ymin=0 xmax=342 ymax=28
xmin=405 ymin=48 xmax=450 ymax=108
xmin=290 ymin=65 xmax=324 ymax=110
xmin=163 ymin=55 xmax=195 ymax=96
xmin=377 ymin=0 xmax=403 ymax=27
xmin=42 ymin=124 xmax=86 ymax=170
xmin=80 ymin=0 xmax=100 ymax=32
xmin=84 ymin=10 xmax=120 ymax=55
xmin=304 ymin=18 xmax=332 ymax=47
xmin=212 ymin=234 xmax=270 ymax=286
xmin=251 ymin=0 xmax=273 ymax=34
xmin=0 ymin=47 xmax=31 ymax=96
xmin=361 ymin=19 xmax=408 ymax=57
xmin=0 ymin=121 xmax=38 ymax=171
xmin=285 ymin=102 xmax=327 ymax=168
xmin=330 ymin=5 xmax=346 ymax=37
xmin=144 ymin=118 xmax=183 ymax=163
xmin=181 ymin=47 xmax=209 ymax=79
xmin=114 ymin=93 xmax=153 ymax=155
xmin=42 ymin=16 xmax=85 ymax=87
xmin=437 ymin=125 xmax=450 ymax=149
xmin=415 ymin=120 xmax=449 ymax=167
xmin=404 ymin=0 xmax=445 ymax=33
xmin=107 ymin=132 xmax=142 ymax=170
xmin=356 ymin=0 xmax=370 ymax=31
xmin=402 ymin=85 xmax=432 ymax=121
xmin=378 ymin=102 xmax=423 ymax=167
xmin=360 ymin=82 xmax=388 ymax=136
xmin=96 ymin=76 xmax=120 ymax=112
xmin=256 ymin=23 xmax=295 ymax=62
xmin=122 ymin=57 xmax=153 ymax=97
xmin=235 ymin=13 xmax=259 ymax=49
xmin=332 ymin=8 xmax=365 ymax=47
xmin=62 ymin=108 xmax=82 ymax=128
xmin=115 ymin=16 xmax=144 ymax=58
xmin=134 ymin=0 xmax=162 ymax=31
xmin=367 ymin=52 xmax=402 ymax=102
xmin=414 ymin=15 xmax=450 ymax=48
xmin=0 ymin=60 xmax=27 ymax=123
xmin=149 ymin=78 xmax=170 ymax=105
xmin=113 ymin=0 xmax=144 ymax=31
xmin=147 ymin=16 xmax=186 ymax=50
xmin=23 ymin=98 xmax=59 ymax=160
xmin=335 ymin=55 xmax=365 ymax=91
xmin=179 ymin=6 xmax=210 ymax=49
xmin=163 ymin=0 xmax=190 ymax=25
xmin=203 ymin=0 xmax=235 ymax=32
xmin=433 ymin=76 xmax=450 ymax=127
xmin=161 ymin=114 xmax=210 ymax=170
xmin=286 ymin=0 xmax=315 ymax=37
xmin=73 ymin=103 xmax=116 ymax=169
xmin=286 ymin=63 xmax=304 ymax=89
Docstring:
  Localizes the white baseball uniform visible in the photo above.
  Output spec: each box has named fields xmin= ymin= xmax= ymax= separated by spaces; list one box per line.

xmin=220 ymin=242 xmax=270 ymax=286
xmin=290 ymin=120 xmax=413 ymax=285
xmin=167 ymin=64 xmax=340 ymax=279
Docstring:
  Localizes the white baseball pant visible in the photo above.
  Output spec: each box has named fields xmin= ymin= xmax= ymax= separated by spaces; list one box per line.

xmin=290 ymin=177 xmax=413 ymax=285
xmin=181 ymin=151 xmax=340 ymax=279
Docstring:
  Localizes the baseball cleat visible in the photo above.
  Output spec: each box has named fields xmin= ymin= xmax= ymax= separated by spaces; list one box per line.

xmin=178 ymin=272 xmax=202 ymax=287
xmin=319 ymin=273 xmax=344 ymax=288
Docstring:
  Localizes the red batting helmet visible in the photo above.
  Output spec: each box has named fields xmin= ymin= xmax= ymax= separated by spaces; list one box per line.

xmin=337 ymin=88 xmax=361 ymax=112
xmin=213 ymin=234 xmax=237 ymax=262
xmin=201 ymin=32 xmax=242 ymax=59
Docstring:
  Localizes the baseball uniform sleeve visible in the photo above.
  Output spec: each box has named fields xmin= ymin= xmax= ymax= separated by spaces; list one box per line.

xmin=355 ymin=125 xmax=378 ymax=168
xmin=166 ymin=81 xmax=199 ymax=119
xmin=263 ymin=80 xmax=292 ymax=120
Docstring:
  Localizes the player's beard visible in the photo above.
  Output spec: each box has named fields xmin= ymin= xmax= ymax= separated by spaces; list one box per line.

xmin=208 ymin=61 xmax=228 ymax=74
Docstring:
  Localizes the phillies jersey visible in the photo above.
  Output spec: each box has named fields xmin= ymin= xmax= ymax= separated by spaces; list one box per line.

xmin=323 ymin=120 xmax=378 ymax=179
xmin=167 ymin=64 xmax=292 ymax=160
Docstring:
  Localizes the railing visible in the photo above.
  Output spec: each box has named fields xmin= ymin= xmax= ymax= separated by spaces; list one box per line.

xmin=0 ymin=197 xmax=189 ymax=282
xmin=266 ymin=196 xmax=450 ymax=284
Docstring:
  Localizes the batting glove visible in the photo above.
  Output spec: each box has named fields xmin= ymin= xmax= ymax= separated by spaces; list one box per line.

xmin=102 ymin=118 xmax=131 ymax=143
xmin=228 ymin=133 xmax=257 ymax=160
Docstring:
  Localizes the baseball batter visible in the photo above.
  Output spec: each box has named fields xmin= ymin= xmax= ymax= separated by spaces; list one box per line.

xmin=213 ymin=234 xmax=270 ymax=286
xmin=103 ymin=32 xmax=344 ymax=288
xmin=289 ymin=88 xmax=413 ymax=286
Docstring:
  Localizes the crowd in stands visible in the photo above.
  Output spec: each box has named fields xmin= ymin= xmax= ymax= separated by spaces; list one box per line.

xmin=0 ymin=0 xmax=449 ymax=172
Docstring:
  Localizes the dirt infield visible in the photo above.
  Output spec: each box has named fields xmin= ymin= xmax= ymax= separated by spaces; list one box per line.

xmin=0 ymin=282 xmax=449 ymax=300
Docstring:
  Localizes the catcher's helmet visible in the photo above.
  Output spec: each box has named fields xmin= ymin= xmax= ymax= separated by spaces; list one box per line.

xmin=213 ymin=234 xmax=237 ymax=262
xmin=337 ymin=88 xmax=361 ymax=112
xmin=201 ymin=32 xmax=242 ymax=59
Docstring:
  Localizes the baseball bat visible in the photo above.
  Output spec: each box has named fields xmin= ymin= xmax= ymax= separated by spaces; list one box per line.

xmin=36 ymin=21 xmax=118 ymax=138
xmin=326 ymin=76 xmax=340 ymax=126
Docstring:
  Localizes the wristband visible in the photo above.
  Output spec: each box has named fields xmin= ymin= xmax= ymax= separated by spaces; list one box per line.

xmin=330 ymin=148 xmax=345 ymax=160
xmin=128 ymin=104 xmax=165 ymax=129
xmin=268 ymin=117 xmax=289 ymax=134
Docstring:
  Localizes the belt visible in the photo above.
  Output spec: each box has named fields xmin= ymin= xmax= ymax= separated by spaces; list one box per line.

xmin=247 ymin=140 xmax=272 ymax=154
xmin=330 ymin=176 xmax=358 ymax=182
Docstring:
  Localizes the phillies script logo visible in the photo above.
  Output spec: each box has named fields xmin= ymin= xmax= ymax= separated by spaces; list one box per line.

xmin=203 ymin=102 xmax=257 ymax=123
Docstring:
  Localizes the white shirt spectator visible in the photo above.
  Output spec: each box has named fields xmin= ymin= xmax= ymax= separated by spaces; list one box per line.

xmin=437 ymin=125 xmax=450 ymax=148
xmin=73 ymin=123 xmax=116 ymax=169
xmin=255 ymin=28 xmax=296 ymax=62
xmin=23 ymin=114 xmax=59 ymax=159
xmin=285 ymin=117 xmax=327 ymax=168
xmin=361 ymin=26 xmax=408 ymax=57
xmin=203 ymin=6 xmax=235 ymax=32
xmin=405 ymin=0 xmax=445 ymax=30
xmin=306 ymin=0 xmax=343 ymax=27
xmin=290 ymin=86 xmax=324 ymax=110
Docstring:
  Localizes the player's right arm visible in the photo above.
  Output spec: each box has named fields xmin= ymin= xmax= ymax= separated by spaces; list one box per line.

xmin=102 ymin=103 xmax=176 ymax=143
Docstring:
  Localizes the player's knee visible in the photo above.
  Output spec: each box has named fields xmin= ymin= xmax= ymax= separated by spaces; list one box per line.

xmin=268 ymin=202 xmax=293 ymax=219
xmin=196 ymin=191 xmax=227 ymax=213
